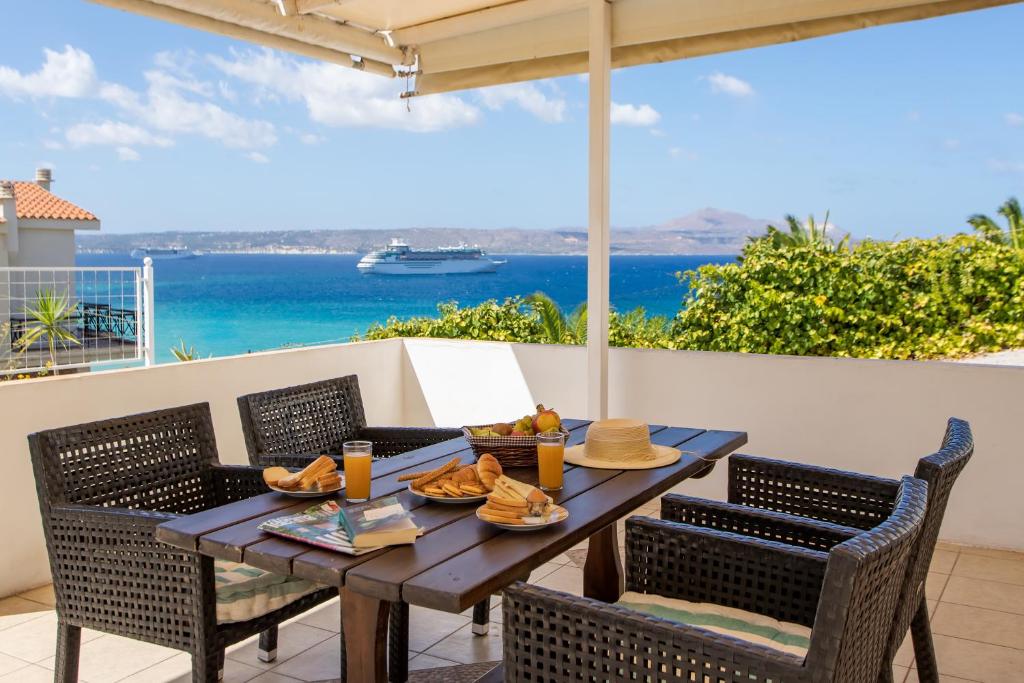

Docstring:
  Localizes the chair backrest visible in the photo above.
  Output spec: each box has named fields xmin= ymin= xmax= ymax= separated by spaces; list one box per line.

xmin=237 ymin=375 xmax=367 ymax=463
xmin=29 ymin=403 xmax=220 ymax=514
xmin=808 ymin=476 xmax=927 ymax=683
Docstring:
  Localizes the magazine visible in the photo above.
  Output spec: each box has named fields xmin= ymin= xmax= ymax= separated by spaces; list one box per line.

xmin=258 ymin=500 xmax=380 ymax=555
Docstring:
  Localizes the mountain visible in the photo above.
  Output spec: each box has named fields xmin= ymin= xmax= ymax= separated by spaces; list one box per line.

xmin=77 ymin=209 xmax=773 ymax=256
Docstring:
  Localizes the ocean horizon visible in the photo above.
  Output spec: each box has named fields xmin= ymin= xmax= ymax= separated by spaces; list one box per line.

xmin=76 ymin=253 xmax=735 ymax=363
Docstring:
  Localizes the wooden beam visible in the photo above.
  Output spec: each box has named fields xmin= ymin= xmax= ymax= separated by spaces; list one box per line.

xmin=295 ymin=0 xmax=342 ymax=14
xmin=392 ymin=0 xmax=586 ymax=47
xmin=144 ymin=0 xmax=403 ymax=64
xmin=88 ymin=0 xmax=396 ymax=75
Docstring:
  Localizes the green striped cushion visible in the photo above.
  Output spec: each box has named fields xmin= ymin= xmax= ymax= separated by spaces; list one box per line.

xmin=616 ymin=592 xmax=811 ymax=658
xmin=214 ymin=560 xmax=322 ymax=624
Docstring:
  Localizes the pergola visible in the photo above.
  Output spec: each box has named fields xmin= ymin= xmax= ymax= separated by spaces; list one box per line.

xmin=92 ymin=0 xmax=1019 ymax=418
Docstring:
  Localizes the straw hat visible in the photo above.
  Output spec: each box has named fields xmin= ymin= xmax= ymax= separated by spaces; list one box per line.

xmin=564 ymin=418 xmax=680 ymax=469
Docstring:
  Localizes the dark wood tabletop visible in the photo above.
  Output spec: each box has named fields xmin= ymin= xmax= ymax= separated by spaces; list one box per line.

xmin=156 ymin=420 xmax=747 ymax=682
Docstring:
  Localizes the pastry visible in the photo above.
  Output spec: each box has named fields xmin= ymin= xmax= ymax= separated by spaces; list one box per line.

xmin=262 ymin=466 xmax=289 ymax=487
xmin=452 ymin=466 xmax=479 ymax=485
xmin=459 ymin=483 xmax=487 ymax=495
xmin=441 ymin=481 xmax=464 ymax=497
xmin=316 ymin=472 xmax=341 ymax=490
xmin=276 ymin=455 xmax=337 ymax=491
xmin=423 ymin=485 xmax=446 ymax=496
xmin=486 ymin=499 xmax=529 ymax=514
xmin=478 ymin=505 xmax=523 ymax=521
xmin=476 ymin=453 xmax=502 ymax=491
xmin=478 ymin=511 xmax=524 ymax=525
xmin=526 ymin=488 xmax=549 ymax=516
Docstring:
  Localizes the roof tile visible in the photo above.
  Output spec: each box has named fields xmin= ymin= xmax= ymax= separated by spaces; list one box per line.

xmin=3 ymin=181 xmax=98 ymax=221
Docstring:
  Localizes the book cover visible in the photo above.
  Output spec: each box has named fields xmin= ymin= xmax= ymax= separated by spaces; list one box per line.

xmin=338 ymin=496 xmax=422 ymax=548
xmin=258 ymin=500 xmax=379 ymax=555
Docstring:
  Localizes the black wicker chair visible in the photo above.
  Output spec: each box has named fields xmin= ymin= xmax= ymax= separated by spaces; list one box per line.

xmin=237 ymin=374 xmax=462 ymax=468
xmin=660 ymin=417 xmax=973 ymax=683
xmin=503 ymin=476 xmax=928 ymax=683
xmin=29 ymin=404 xmax=338 ymax=683
xmin=237 ymin=375 xmax=470 ymax=683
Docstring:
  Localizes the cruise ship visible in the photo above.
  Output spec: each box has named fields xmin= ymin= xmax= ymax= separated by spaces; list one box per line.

xmin=357 ymin=239 xmax=504 ymax=275
xmin=130 ymin=246 xmax=201 ymax=260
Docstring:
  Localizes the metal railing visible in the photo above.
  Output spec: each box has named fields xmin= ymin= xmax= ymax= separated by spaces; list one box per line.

xmin=0 ymin=262 xmax=153 ymax=375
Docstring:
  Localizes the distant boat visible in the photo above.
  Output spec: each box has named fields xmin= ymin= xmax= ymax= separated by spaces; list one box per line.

xmin=130 ymin=247 xmax=200 ymax=260
xmin=357 ymin=238 xmax=505 ymax=275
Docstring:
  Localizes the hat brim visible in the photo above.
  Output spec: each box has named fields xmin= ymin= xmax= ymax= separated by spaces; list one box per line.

xmin=564 ymin=444 xmax=681 ymax=470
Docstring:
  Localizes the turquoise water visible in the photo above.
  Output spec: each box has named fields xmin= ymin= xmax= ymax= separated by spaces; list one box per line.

xmin=76 ymin=253 xmax=735 ymax=363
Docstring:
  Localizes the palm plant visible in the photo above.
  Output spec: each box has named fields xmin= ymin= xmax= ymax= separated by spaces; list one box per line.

xmin=170 ymin=339 xmax=203 ymax=362
xmin=526 ymin=292 xmax=587 ymax=344
xmin=968 ymin=197 xmax=1023 ymax=252
xmin=15 ymin=289 xmax=80 ymax=372
xmin=761 ymin=211 xmax=848 ymax=251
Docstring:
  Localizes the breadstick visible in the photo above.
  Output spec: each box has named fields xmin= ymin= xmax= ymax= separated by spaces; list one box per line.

xmin=478 ymin=511 xmax=524 ymax=525
xmin=411 ymin=458 xmax=460 ymax=490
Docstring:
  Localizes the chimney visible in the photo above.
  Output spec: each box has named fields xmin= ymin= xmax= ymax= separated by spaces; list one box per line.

xmin=35 ymin=167 xmax=52 ymax=191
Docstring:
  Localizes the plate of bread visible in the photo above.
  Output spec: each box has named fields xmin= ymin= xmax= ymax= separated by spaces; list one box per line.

xmin=403 ymin=453 xmax=503 ymax=503
xmin=475 ymin=475 xmax=569 ymax=531
xmin=263 ymin=456 xmax=344 ymax=497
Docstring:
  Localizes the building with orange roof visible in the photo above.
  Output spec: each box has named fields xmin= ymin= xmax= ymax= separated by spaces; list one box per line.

xmin=0 ymin=168 xmax=100 ymax=268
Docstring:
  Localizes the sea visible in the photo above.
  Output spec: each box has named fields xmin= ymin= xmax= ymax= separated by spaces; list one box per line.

xmin=76 ymin=253 xmax=735 ymax=363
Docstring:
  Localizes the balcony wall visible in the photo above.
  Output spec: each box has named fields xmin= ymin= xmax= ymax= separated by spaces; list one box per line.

xmin=0 ymin=336 xmax=1021 ymax=598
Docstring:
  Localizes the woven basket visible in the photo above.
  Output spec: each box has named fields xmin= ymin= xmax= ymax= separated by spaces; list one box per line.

xmin=462 ymin=425 xmax=570 ymax=468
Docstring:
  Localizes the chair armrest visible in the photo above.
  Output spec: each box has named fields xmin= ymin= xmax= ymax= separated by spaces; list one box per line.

xmin=212 ymin=464 xmax=270 ymax=504
xmin=51 ymin=503 xmax=178 ymax=529
xmin=661 ymin=494 xmax=860 ymax=552
xmin=728 ymin=453 xmax=902 ymax=530
xmin=503 ymin=582 xmax=805 ymax=682
xmin=626 ymin=516 xmax=828 ymax=627
xmin=357 ymin=426 xmax=464 ymax=458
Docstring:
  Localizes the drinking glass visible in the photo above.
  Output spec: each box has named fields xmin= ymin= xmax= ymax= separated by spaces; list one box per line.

xmin=343 ymin=441 xmax=373 ymax=503
xmin=536 ymin=432 xmax=565 ymax=492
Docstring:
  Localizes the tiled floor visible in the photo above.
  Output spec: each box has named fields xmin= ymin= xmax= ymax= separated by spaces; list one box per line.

xmin=1 ymin=511 xmax=1021 ymax=682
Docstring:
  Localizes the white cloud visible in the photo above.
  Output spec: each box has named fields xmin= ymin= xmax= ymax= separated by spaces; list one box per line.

xmin=299 ymin=133 xmax=325 ymax=145
xmin=610 ymin=102 xmax=660 ymax=127
xmin=117 ymin=147 xmax=141 ymax=162
xmin=1006 ymin=113 xmax=1024 ymax=127
xmin=649 ymin=128 xmax=667 ymax=137
xmin=246 ymin=151 xmax=270 ymax=163
xmin=707 ymin=72 xmax=754 ymax=98
xmin=988 ymin=159 xmax=1024 ymax=173
xmin=42 ymin=139 xmax=64 ymax=150
xmin=65 ymin=121 xmax=174 ymax=148
xmin=477 ymin=83 xmax=566 ymax=123
xmin=210 ymin=49 xmax=479 ymax=132
xmin=0 ymin=46 xmax=97 ymax=99
xmin=669 ymin=147 xmax=698 ymax=161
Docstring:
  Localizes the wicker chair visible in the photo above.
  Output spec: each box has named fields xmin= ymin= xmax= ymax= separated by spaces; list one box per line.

xmin=503 ymin=476 xmax=928 ymax=683
xmin=29 ymin=404 xmax=338 ymax=683
xmin=237 ymin=375 xmax=468 ymax=683
xmin=237 ymin=374 xmax=462 ymax=468
xmin=660 ymin=417 xmax=973 ymax=683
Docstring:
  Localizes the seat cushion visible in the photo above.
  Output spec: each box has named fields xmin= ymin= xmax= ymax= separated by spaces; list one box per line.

xmin=616 ymin=591 xmax=811 ymax=658
xmin=214 ymin=560 xmax=322 ymax=624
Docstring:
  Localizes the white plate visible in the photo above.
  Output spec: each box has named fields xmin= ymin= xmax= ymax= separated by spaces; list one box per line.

xmin=268 ymin=477 xmax=344 ymax=498
xmin=476 ymin=505 xmax=568 ymax=531
xmin=408 ymin=483 xmax=488 ymax=504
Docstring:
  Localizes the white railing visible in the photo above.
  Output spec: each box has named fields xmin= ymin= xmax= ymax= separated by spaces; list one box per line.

xmin=0 ymin=261 xmax=153 ymax=375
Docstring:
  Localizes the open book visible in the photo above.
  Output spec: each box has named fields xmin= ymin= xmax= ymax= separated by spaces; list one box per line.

xmin=339 ymin=496 xmax=422 ymax=548
xmin=258 ymin=500 xmax=380 ymax=556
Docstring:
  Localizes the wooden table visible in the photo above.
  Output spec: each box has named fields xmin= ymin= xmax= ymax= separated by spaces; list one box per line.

xmin=156 ymin=420 xmax=746 ymax=683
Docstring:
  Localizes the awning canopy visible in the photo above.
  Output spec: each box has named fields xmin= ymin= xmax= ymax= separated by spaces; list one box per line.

xmin=92 ymin=0 xmax=1020 ymax=95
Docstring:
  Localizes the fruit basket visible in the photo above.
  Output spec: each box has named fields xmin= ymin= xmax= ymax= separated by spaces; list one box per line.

xmin=462 ymin=405 xmax=567 ymax=468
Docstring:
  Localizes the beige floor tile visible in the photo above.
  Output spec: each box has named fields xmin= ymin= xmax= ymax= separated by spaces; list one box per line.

xmin=533 ymin=565 xmax=584 ymax=597
xmin=292 ymin=599 xmax=340 ymax=632
xmin=267 ymin=634 xmax=340 ymax=682
xmin=0 ymin=652 xmax=30 ymax=677
xmin=931 ymin=633 xmax=1024 ymax=682
xmin=930 ymin=602 xmax=1024 ymax=651
xmin=0 ymin=597 xmax=50 ymax=632
xmin=894 ymin=632 xmax=915 ymax=668
xmin=0 ymin=612 xmax=102 ymax=663
xmin=529 ymin=562 xmax=562 ymax=582
xmin=927 ymin=572 xmax=950 ymax=600
xmin=422 ymin=623 xmax=503 ymax=665
xmin=489 ymin=603 xmax=502 ymax=624
xmin=38 ymin=633 xmax=178 ymax=683
xmin=953 ymin=553 xmax=1024 ymax=586
xmin=928 ymin=599 xmax=938 ymax=617
xmin=955 ymin=546 xmax=1024 ymax=563
xmin=942 ymin=575 xmax=1024 ymax=616
xmin=16 ymin=585 xmax=56 ymax=608
xmin=892 ymin=664 xmax=909 ymax=682
xmin=549 ymin=553 xmax=572 ymax=565
xmin=0 ymin=663 xmax=71 ymax=682
xmin=247 ymin=672 xmax=304 ymax=683
xmin=408 ymin=653 xmax=461 ymax=672
xmin=903 ymin=670 xmax=978 ymax=682
xmin=227 ymin=622 xmax=334 ymax=672
xmin=930 ymin=550 xmax=958 ymax=574
xmin=408 ymin=606 xmax=471 ymax=652
xmin=118 ymin=651 xmax=263 ymax=683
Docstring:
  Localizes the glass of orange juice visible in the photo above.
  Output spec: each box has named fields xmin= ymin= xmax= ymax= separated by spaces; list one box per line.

xmin=343 ymin=441 xmax=373 ymax=503
xmin=537 ymin=432 xmax=565 ymax=492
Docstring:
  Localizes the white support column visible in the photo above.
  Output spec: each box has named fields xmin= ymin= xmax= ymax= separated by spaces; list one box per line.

xmin=586 ymin=0 xmax=611 ymax=420
xmin=142 ymin=257 xmax=155 ymax=366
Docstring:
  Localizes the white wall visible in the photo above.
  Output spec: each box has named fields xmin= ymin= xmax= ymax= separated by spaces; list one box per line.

xmin=10 ymin=228 xmax=75 ymax=268
xmin=0 ymin=339 xmax=404 ymax=597
xmin=512 ymin=342 xmax=1024 ymax=551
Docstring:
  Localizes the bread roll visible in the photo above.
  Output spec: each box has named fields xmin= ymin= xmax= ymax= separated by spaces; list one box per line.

xmin=476 ymin=453 xmax=502 ymax=490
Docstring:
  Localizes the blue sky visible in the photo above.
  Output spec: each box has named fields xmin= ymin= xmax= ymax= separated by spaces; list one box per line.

xmin=1 ymin=1 xmax=1022 ymax=238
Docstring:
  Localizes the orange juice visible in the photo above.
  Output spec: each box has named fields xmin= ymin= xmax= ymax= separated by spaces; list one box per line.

xmin=537 ymin=434 xmax=565 ymax=491
xmin=343 ymin=441 xmax=373 ymax=502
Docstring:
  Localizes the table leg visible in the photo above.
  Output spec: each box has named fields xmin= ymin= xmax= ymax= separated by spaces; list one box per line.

xmin=583 ymin=523 xmax=624 ymax=603
xmin=341 ymin=587 xmax=390 ymax=683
